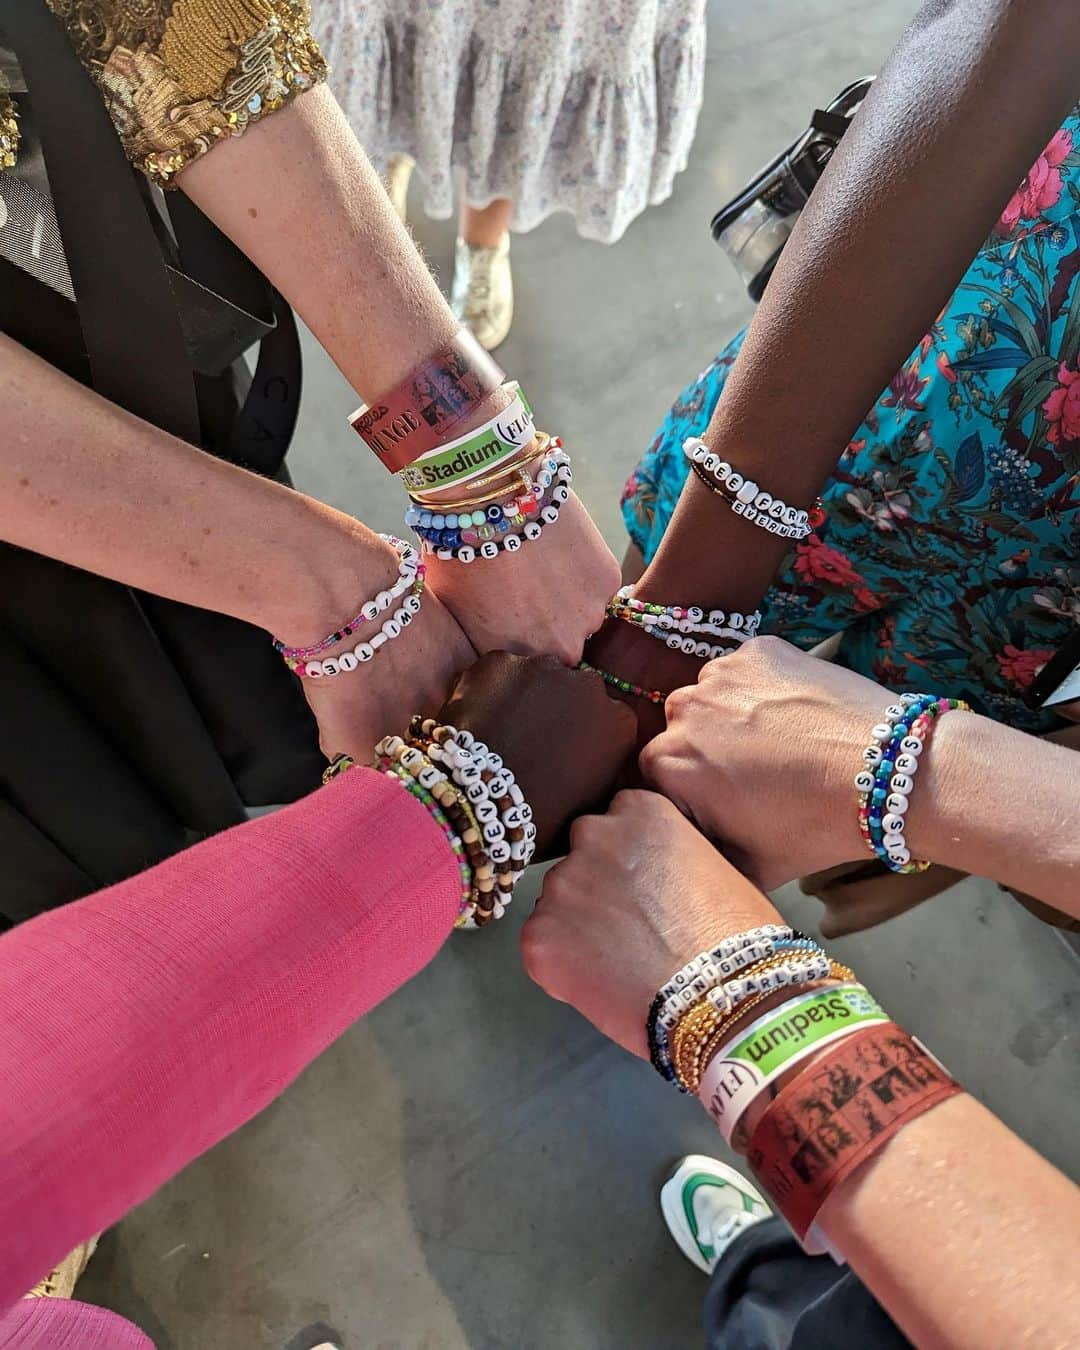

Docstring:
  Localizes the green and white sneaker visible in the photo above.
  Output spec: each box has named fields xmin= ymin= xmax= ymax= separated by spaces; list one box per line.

xmin=660 ymin=1155 xmax=771 ymax=1275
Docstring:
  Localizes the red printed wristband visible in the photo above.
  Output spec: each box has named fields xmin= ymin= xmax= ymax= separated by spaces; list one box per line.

xmin=349 ymin=329 xmax=506 ymax=471
xmin=747 ymin=1022 xmax=962 ymax=1240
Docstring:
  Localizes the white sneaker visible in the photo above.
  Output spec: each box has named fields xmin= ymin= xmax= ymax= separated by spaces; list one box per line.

xmin=450 ymin=234 xmax=513 ymax=351
xmin=660 ymin=1155 xmax=772 ymax=1275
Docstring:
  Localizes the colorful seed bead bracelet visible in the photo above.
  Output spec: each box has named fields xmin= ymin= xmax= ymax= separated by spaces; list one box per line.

xmin=577 ymin=661 xmax=668 ymax=705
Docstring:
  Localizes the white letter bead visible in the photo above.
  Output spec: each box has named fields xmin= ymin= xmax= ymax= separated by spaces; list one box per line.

xmin=695 ymin=642 xmax=712 ymax=659
xmin=465 ymin=782 xmax=486 ymax=804
xmin=354 ymin=642 xmax=374 ymax=662
xmin=475 ymin=800 xmax=498 ymax=823
xmin=703 ymin=453 xmax=720 ymax=474
xmin=382 ymin=618 xmax=401 ymax=640
xmin=374 ymin=590 xmax=393 ymax=610
xmin=754 ymin=491 xmax=774 ymax=511
xmin=665 ymin=634 xmax=682 ymax=651
xmin=894 ymin=753 xmax=918 ymax=774
xmin=887 ymin=847 xmax=911 ymax=867
xmin=305 ymin=662 xmax=324 ymax=678
xmin=489 ymin=841 xmax=511 ymax=864
xmin=736 ymin=479 xmax=759 ymax=504
xmin=480 ymin=541 xmax=499 ymax=559
xmin=871 ymin=723 xmax=894 ymax=742
xmin=417 ymin=766 xmax=441 ymax=789
xmin=337 ymin=651 xmax=359 ymax=673
xmin=782 ymin=506 xmax=799 ymax=526
xmin=890 ymin=773 xmax=914 ymax=795
xmin=900 ymin=736 xmax=922 ymax=755
xmin=882 ymin=812 xmax=906 ymax=834
xmin=487 ymin=775 xmax=509 ymax=798
xmin=882 ymin=831 xmax=905 ymax=849
xmin=726 ymin=472 xmax=744 ymax=493
xmin=321 ymin=657 xmax=340 ymax=676
xmin=885 ymin=704 xmax=906 ymax=719
xmin=885 ymin=793 xmax=910 ymax=815
xmin=504 ymin=533 xmax=522 ymax=551
xmin=862 ymin=746 xmax=883 ymax=766
xmin=483 ymin=822 xmax=505 ymax=845
xmin=552 ymin=484 xmax=569 ymax=503
xmin=524 ymin=522 xmax=542 ymax=540
xmin=486 ymin=752 xmax=504 ymax=772
xmin=854 ymin=770 xmax=876 ymax=792
xmin=541 ymin=505 xmax=559 ymax=525
xmin=680 ymin=637 xmax=698 ymax=654
xmin=361 ymin=601 xmax=380 ymax=622
xmin=457 ymin=546 xmax=476 ymax=564
xmin=687 ymin=606 xmax=704 ymax=624
xmin=899 ymin=692 xmax=921 ymax=705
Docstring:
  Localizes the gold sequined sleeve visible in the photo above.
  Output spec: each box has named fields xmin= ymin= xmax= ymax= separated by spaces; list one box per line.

xmin=44 ymin=0 xmax=327 ymax=184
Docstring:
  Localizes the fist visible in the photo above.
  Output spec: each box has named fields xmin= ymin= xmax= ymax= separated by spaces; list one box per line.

xmin=438 ymin=652 xmax=637 ymax=858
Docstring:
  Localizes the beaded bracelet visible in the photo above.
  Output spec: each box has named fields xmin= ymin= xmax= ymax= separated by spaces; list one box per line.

xmin=294 ymin=569 xmax=425 ymax=679
xmin=406 ymin=441 xmax=569 ymax=552
xmin=576 ymin=662 xmax=669 ymax=705
xmin=607 ymin=587 xmax=762 ymax=660
xmin=662 ymin=950 xmax=849 ymax=1093
xmin=853 ymin=693 xmax=970 ymax=873
xmin=273 ymin=535 xmax=419 ymax=666
xmin=647 ymin=927 xmax=818 ymax=1083
xmin=416 ymin=443 xmax=572 ymax=562
xmin=683 ymin=437 xmax=816 ymax=540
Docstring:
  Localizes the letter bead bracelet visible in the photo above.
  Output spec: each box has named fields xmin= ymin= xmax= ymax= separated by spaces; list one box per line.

xmin=606 ymin=586 xmax=762 ymax=660
xmin=407 ymin=440 xmax=573 ymax=563
xmin=273 ymin=535 xmax=425 ymax=678
xmin=854 ymin=692 xmax=970 ymax=873
xmin=327 ymin=716 xmax=536 ymax=931
xmin=682 ymin=437 xmax=817 ymax=540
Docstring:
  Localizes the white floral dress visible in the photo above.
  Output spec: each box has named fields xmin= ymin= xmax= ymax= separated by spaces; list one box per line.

xmin=314 ymin=0 xmax=707 ymax=243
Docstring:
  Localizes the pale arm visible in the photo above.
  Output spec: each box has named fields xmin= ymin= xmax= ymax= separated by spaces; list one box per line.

xmin=0 ymin=333 xmax=474 ymax=757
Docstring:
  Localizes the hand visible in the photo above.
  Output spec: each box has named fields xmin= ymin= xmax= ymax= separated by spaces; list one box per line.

xmin=302 ymin=590 xmax=475 ymax=761
xmin=437 ymin=652 xmax=637 ymax=858
xmin=425 ymin=492 xmax=621 ymax=665
xmin=640 ymin=637 xmax=889 ymax=889
xmin=522 ymin=790 xmax=777 ymax=1057
xmin=582 ymin=616 xmax=706 ymax=754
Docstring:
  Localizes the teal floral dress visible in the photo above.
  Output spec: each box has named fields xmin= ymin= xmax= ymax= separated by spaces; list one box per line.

xmin=622 ymin=113 xmax=1080 ymax=732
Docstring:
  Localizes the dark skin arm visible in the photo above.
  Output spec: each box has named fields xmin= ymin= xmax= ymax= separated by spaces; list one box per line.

xmin=589 ymin=0 xmax=1080 ymax=711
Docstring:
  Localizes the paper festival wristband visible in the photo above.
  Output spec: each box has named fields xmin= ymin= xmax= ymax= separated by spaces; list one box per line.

xmin=349 ymin=329 xmax=506 ymax=471
xmin=746 ymin=1023 xmax=963 ymax=1242
xmin=399 ymin=385 xmax=536 ymax=495
xmin=698 ymin=985 xmax=889 ymax=1145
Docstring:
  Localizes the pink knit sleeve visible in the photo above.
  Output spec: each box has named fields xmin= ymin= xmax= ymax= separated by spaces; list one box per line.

xmin=0 ymin=768 xmax=461 ymax=1309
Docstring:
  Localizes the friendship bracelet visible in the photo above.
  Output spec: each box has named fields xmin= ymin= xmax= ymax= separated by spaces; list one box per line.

xmin=293 ymin=570 xmax=425 ymax=678
xmin=273 ymin=535 xmax=420 ymax=664
xmin=399 ymin=384 xmax=536 ymax=496
xmin=407 ymin=442 xmax=569 ymax=552
xmin=647 ymin=928 xmax=815 ymax=1083
xmin=419 ymin=442 xmax=573 ymax=563
xmin=698 ymin=984 xmax=890 ymax=1146
xmin=349 ymin=330 xmax=505 ymax=471
xmin=683 ymin=437 xmax=816 ymax=540
xmin=853 ymin=694 xmax=970 ymax=873
xmin=577 ymin=661 xmax=668 ymax=705
xmin=608 ymin=587 xmax=762 ymax=642
xmin=675 ymin=954 xmax=846 ymax=1095
xmin=747 ymin=1024 xmax=962 ymax=1241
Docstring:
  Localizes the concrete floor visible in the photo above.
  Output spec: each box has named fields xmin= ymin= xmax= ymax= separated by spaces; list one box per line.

xmin=81 ymin=2 xmax=1079 ymax=1347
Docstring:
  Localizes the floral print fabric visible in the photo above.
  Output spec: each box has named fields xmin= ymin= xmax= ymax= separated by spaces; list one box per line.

xmin=314 ymin=0 xmax=706 ymax=244
xmin=38 ymin=0 xmax=326 ymax=182
xmin=622 ymin=112 xmax=1080 ymax=732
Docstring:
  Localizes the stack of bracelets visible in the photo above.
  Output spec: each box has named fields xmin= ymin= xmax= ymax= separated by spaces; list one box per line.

xmin=647 ymin=925 xmax=962 ymax=1249
xmin=682 ymin=436 xmax=819 ymax=540
xmin=272 ymin=535 xmax=424 ymax=680
xmin=404 ymin=437 xmax=573 ymax=561
xmin=324 ymin=717 xmax=537 ymax=930
xmin=276 ymin=330 xmax=567 ymax=682
xmin=582 ymin=587 xmax=764 ymax=703
xmin=853 ymin=692 xmax=970 ymax=873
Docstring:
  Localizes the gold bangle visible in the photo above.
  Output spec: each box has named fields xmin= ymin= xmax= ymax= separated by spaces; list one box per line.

xmin=693 ymin=961 xmax=857 ymax=1093
xmin=407 ymin=433 xmax=549 ymax=509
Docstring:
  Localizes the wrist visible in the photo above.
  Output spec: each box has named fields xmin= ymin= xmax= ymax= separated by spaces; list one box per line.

xmin=257 ymin=495 xmax=402 ymax=648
